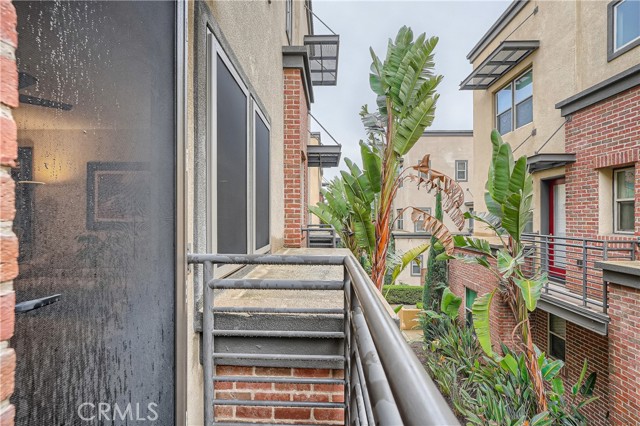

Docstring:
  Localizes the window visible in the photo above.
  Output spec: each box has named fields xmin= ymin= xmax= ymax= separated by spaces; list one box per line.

xmin=285 ymin=0 xmax=293 ymax=45
xmin=468 ymin=207 xmax=475 ymax=233
xmin=465 ymin=288 xmax=477 ymax=327
xmin=397 ymin=208 xmax=404 ymax=230
xmin=208 ymin=33 xmax=271 ymax=266
xmin=548 ymin=314 xmax=566 ymax=361
xmin=398 ymin=159 xmax=404 ymax=188
xmin=609 ymin=0 xmax=640 ymax=60
xmin=414 ymin=207 xmax=431 ymax=232
xmin=495 ymin=69 xmax=533 ymax=135
xmin=614 ymin=167 xmax=635 ymax=233
xmin=455 ymin=160 xmax=468 ymax=182
xmin=411 ymin=255 xmax=423 ymax=276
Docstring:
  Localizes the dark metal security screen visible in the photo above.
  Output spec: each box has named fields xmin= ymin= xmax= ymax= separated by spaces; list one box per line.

xmin=217 ymin=55 xmax=248 ymax=254
xmin=11 ymin=1 xmax=176 ymax=424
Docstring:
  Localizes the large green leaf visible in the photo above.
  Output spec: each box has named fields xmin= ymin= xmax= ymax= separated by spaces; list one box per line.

xmin=490 ymin=142 xmax=512 ymax=204
xmin=360 ymin=141 xmax=381 ymax=193
xmin=440 ymin=287 xmax=462 ymax=320
xmin=541 ymin=358 xmax=564 ymax=380
xmin=351 ymin=203 xmax=375 ymax=256
xmin=514 ymin=275 xmax=544 ymax=312
xmin=390 ymin=242 xmax=430 ymax=284
xmin=392 ymin=94 xmax=437 ymax=155
xmin=472 ymin=289 xmax=497 ymax=358
xmin=453 ymin=235 xmax=492 ymax=255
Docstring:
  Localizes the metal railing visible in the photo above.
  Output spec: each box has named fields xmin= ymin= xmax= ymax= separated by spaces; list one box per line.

xmin=188 ymin=253 xmax=459 ymax=426
xmin=302 ymin=224 xmax=338 ymax=248
xmin=521 ymin=233 xmax=639 ymax=313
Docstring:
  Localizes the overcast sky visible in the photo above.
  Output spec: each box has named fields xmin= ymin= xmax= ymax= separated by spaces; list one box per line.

xmin=309 ymin=0 xmax=511 ymax=180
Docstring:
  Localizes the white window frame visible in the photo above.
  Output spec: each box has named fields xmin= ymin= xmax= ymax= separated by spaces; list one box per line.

xmin=207 ymin=32 xmax=271 ymax=277
xmin=411 ymin=255 xmax=423 ymax=276
xmin=548 ymin=313 xmax=567 ymax=361
xmin=455 ymin=160 xmax=468 ymax=182
xmin=396 ymin=208 xmax=404 ymax=230
xmin=613 ymin=166 xmax=635 ymax=234
xmin=495 ymin=68 xmax=533 ymax=135
xmin=614 ymin=0 xmax=640 ymax=51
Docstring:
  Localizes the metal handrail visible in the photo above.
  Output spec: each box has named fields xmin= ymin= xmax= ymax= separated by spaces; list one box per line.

xmin=302 ymin=224 xmax=339 ymax=248
xmin=188 ymin=252 xmax=459 ymax=426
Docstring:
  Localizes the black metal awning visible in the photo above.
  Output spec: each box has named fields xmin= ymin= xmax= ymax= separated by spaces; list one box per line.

xmin=307 ymin=144 xmax=341 ymax=168
xmin=460 ymin=40 xmax=539 ymax=90
xmin=527 ymin=153 xmax=576 ymax=173
xmin=304 ymin=35 xmax=339 ymax=86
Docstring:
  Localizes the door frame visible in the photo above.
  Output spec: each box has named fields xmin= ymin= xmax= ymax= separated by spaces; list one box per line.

xmin=547 ymin=177 xmax=566 ymax=282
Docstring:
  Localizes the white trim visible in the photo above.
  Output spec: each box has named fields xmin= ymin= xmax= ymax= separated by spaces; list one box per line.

xmin=613 ymin=0 xmax=640 ymax=52
xmin=613 ymin=166 xmax=635 ymax=234
xmin=495 ymin=68 xmax=533 ymax=135
xmin=410 ymin=255 xmax=423 ymax=277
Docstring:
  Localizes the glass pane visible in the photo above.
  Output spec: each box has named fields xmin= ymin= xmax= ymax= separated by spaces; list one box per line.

xmin=496 ymin=85 xmax=512 ymax=114
xmin=515 ymin=70 xmax=533 ymax=103
xmin=516 ymin=97 xmax=533 ymax=128
xmin=255 ymin=112 xmax=270 ymax=249
xmin=616 ymin=169 xmax=635 ymax=199
xmin=12 ymin=2 xmax=176 ymax=423
xmin=550 ymin=335 xmax=566 ymax=361
xmin=217 ymin=56 xmax=248 ymax=254
xmin=615 ymin=0 xmax=640 ymax=49
xmin=550 ymin=314 xmax=567 ymax=338
xmin=498 ymin=110 xmax=512 ymax=135
xmin=618 ymin=201 xmax=635 ymax=231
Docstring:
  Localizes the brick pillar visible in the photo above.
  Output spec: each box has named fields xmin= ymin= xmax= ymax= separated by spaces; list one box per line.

xmin=607 ymin=283 xmax=640 ymax=425
xmin=0 ymin=0 xmax=18 ymax=424
xmin=283 ymin=68 xmax=309 ymax=248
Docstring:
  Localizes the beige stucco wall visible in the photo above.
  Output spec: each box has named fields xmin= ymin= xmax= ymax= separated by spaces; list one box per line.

xmin=184 ymin=1 xmax=312 ymax=424
xmin=469 ymin=0 xmax=640 ymax=237
xmin=308 ymin=134 xmax=323 ymax=224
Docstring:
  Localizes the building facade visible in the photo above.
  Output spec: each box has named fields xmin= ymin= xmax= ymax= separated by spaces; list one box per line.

xmin=393 ymin=130 xmax=474 ymax=286
xmin=452 ymin=0 xmax=640 ymax=424
xmin=0 ymin=1 xmax=340 ymax=424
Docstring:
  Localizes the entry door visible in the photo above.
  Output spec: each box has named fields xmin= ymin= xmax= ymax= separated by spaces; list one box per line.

xmin=11 ymin=2 xmax=176 ymax=424
xmin=548 ymin=178 xmax=567 ymax=282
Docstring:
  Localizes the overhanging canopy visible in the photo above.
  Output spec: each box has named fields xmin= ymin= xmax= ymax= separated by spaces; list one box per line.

xmin=460 ymin=40 xmax=539 ymax=90
xmin=304 ymin=35 xmax=339 ymax=86
xmin=527 ymin=153 xmax=576 ymax=173
xmin=307 ymin=144 xmax=341 ymax=168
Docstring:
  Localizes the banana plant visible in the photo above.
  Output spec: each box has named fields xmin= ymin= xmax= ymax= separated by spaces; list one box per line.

xmin=361 ymin=26 xmax=465 ymax=290
xmin=439 ymin=130 xmax=550 ymax=412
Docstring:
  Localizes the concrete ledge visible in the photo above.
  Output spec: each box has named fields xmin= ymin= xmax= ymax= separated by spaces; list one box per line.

xmin=596 ymin=261 xmax=640 ymax=290
xmin=538 ymin=295 xmax=609 ymax=336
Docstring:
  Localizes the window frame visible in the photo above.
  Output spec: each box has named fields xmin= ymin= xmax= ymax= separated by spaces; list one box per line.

xmin=455 ymin=160 xmax=468 ymax=182
xmin=396 ymin=208 xmax=404 ymax=230
xmin=495 ymin=68 xmax=533 ymax=135
xmin=414 ymin=207 xmax=431 ymax=232
xmin=548 ymin=313 xmax=567 ymax=361
xmin=608 ymin=0 xmax=640 ymax=61
xmin=613 ymin=166 xmax=635 ymax=234
xmin=253 ymin=103 xmax=271 ymax=254
xmin=411 ymin=255 xmax=423 ymax=277
xmin=207 ymin=32 xmax=271 ymax=276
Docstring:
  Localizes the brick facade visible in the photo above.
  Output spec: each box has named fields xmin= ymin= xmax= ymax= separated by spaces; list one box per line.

xmin=0 ymin=0 xmax=17 ymax=424
xmin=214 ymin=366 xmax=344 ymax=424
xmin=283 ymin=68 xmax=309 ymax=248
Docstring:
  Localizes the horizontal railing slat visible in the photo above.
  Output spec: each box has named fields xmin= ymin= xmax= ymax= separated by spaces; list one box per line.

xmin=208 ymin=279 xmax=343 ymax=290
xmin=212 ymin=330 xmax=344 ymax=339
xmin=211 ymin=400 xmax=345 ymax=408
xmin=213 ymin=376 xmax=345 ymax=385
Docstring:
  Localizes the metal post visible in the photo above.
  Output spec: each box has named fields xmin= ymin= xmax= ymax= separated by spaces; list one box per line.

xmin=343 ymin=265 xmax=351 ymax=426
xmin=203 ymin=261 xmax=214 ymax=426
xmin=582 ymin=239 xmax=588 ymax=306
xmin=603 ymin=279 xmax=609 ymax=315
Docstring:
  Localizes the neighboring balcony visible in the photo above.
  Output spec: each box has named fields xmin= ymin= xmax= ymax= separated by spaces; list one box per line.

xmin=522 ymin=233 xmax=640 ymax=335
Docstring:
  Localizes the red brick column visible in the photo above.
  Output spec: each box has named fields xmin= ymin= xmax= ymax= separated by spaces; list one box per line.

xmin=283 ymin=68 xmax=309 ymax=248
xmin=0 ymin=0 xmax=18 ymax=424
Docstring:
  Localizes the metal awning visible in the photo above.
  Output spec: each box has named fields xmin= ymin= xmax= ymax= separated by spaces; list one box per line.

xmin=307 ymin=144 xmax=341 ymax=168
xmin=304 ymin=35 xmax=339 ymax=86
xmin=460 ymin=40 xmax=539 ymax=90
xmin=527 ymin=153 xmax=576 ymax=173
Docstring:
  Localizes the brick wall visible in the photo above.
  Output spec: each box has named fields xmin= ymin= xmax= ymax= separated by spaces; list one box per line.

xmin=530 ymin=310 xmax=610 ymax=425
xmin=449 ymin=249 xmax=517 ymax=351
xmin=0 ymin=0 xmax=17 ymax=424
xmin=283 ymin=68 xmax=309 ymax=248
xmin=214 ymin=366 xmax=344 ymax=424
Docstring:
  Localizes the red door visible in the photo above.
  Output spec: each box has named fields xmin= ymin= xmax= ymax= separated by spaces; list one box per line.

xmin=548 ymin=178 xmax=566 ymax=282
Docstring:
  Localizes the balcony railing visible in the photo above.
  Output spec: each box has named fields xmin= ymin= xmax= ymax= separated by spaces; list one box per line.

xmin=187 ymin=252 xmax=459 ymax=426
xmin=522 ymin=233 xmax=639 ymax=314
xmin=302 ymin=224 xmax=338 ymax=248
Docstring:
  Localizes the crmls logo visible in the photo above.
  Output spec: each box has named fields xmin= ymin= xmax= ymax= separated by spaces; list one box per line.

xmin=77 ymin=402 xmax=159 ymax=422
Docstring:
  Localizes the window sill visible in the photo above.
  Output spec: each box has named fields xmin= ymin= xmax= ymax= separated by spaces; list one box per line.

xmin=608 ymin=37 xmax=640 ymax=62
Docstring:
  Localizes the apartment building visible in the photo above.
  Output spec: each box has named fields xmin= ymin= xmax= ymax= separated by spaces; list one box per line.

xmin=0 ymin=1 xmax=348 ymax=424
xmin=451 ymin=0 xmax=640 ymax=424
xmin=393 ymin=130 xmax=474 ymax=285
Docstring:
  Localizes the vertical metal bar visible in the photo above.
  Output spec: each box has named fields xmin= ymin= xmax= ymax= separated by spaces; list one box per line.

xmin=343 ymin=265 xmax=351 ymax=426
xmin=203 ymin=261 xmax=214 ymax=426
xmin=582 ymin=239 xmax=588 ymax=306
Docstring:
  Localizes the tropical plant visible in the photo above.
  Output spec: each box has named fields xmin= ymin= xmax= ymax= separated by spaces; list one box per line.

xmin=423 ymin=190 xmax=447 ymax=309
xmin=361 ymin=26 xmax=466 ymax=290
xmin=439 ymin=129 xmax=551 ymax=411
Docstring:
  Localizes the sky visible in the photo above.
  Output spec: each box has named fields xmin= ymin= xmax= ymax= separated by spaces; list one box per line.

xmin=309 ymin=0 xmax=511 ymax=180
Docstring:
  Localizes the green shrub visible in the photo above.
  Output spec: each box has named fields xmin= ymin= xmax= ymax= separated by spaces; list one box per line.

xmin=382 ymin=285 xmax=423 ymax=305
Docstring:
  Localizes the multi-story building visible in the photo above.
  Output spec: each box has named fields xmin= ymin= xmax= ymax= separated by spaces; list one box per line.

xmin=452 ymin=0 xmax=640 ymax=424
xmin=393 ymin=130 xmax=474 ymax=285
